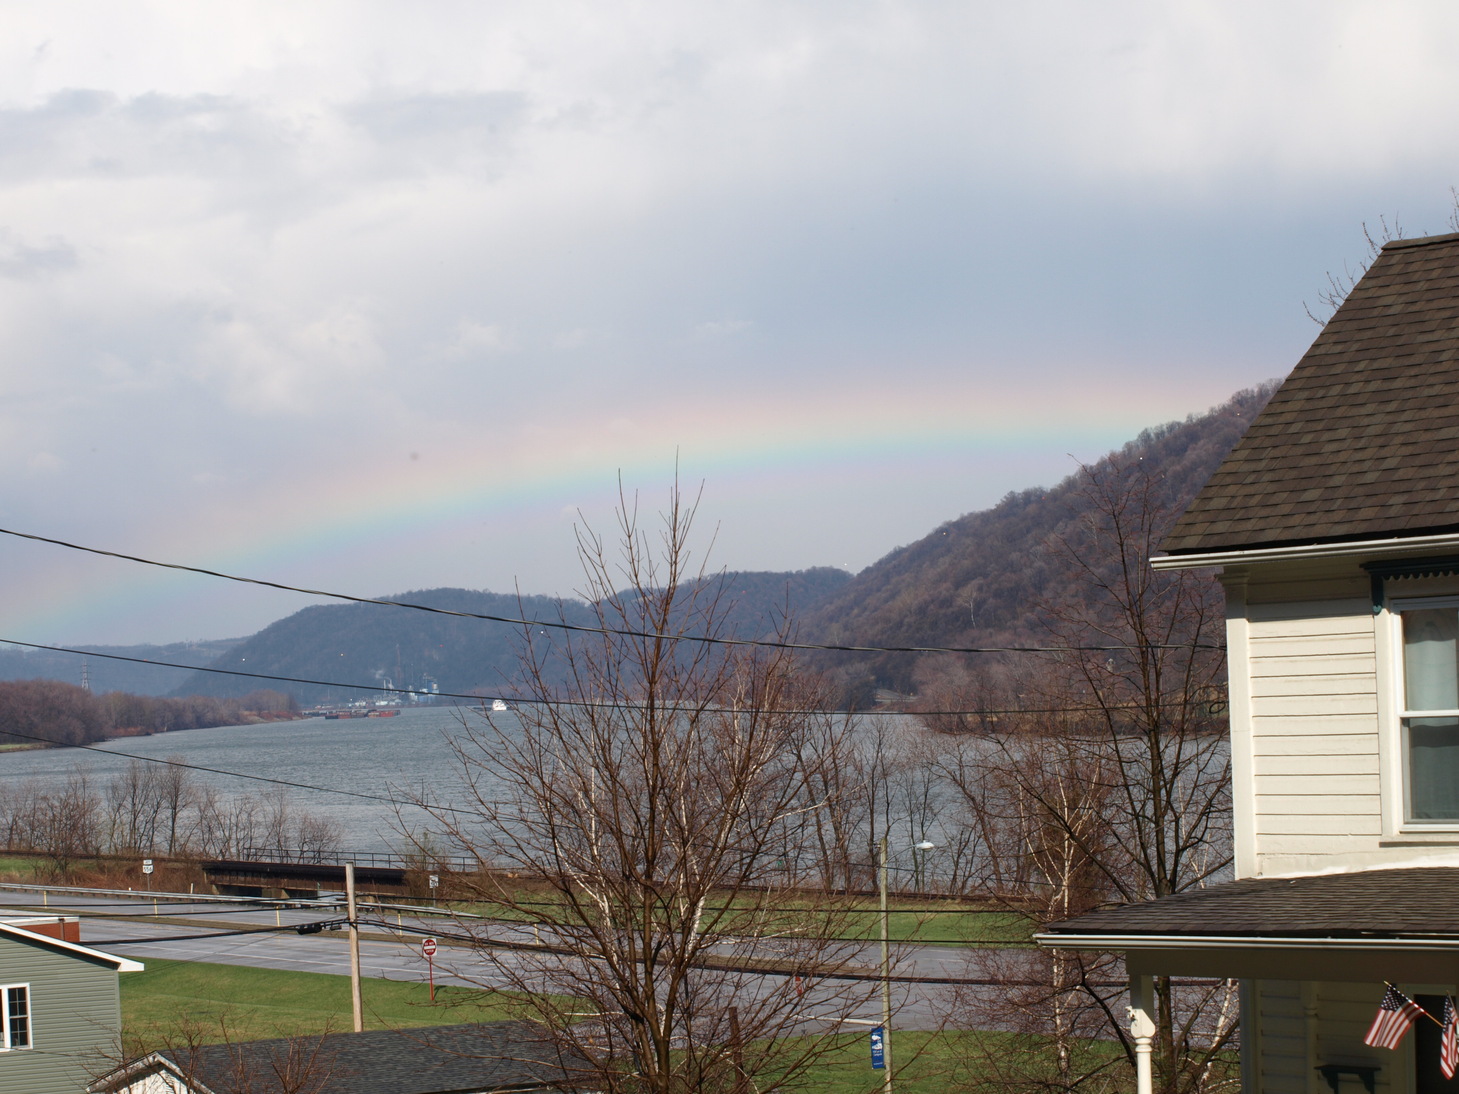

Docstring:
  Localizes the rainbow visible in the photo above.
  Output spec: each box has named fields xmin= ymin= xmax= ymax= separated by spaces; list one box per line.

xmin=2 ymin=377 xmax=1225 ymax=645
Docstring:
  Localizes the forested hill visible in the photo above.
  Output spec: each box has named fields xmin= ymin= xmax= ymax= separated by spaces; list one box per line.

xmin=797 ymin=383 xmax=1279 ymax=700
xmin=0 ymin=638 xmax=243 ymax=695
xmin=169 ymin=569 xmax=852 ymax=706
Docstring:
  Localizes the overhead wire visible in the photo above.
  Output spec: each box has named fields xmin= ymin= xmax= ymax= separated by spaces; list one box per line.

xmin=0 ymin=525 xmax=1224 ymax=655
xmin=0 ymin=637 xmax=1223 ymax=720
xmin=0 ymin=725 xmax=490 ymax=814
xmin=0 ymin=527 xmax=1228 ymax=906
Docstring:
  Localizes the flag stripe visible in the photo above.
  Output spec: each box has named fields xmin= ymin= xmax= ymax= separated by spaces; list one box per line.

xmin=1440 ymin=996 xmax=1457 ymax=1080
xmin=1365 ymin=985 xmax=1424 ymax=1051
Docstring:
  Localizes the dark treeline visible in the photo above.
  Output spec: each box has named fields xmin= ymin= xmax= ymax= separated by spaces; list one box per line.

xmin=0 ymin=679 xmax=299 ymax=749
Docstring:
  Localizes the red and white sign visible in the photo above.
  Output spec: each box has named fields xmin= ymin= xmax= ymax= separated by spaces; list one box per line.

xmin=422 ymin=938 xmax=437 ymax=958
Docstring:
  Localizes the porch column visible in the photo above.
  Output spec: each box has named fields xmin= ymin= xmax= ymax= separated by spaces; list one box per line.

xmin=1129 ymin=974 xmax=1155 ymax=1094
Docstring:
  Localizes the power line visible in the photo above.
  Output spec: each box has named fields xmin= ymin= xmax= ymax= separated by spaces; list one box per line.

xmin=0 ymin=525 xmax=1224 ymax=656
xmin=0 ymin=726 xmax=486 ymax=814
xmin=0 ymin=637 xmax=1224 ymax=720
xmin=0 ymin=637 xmax=497 ymax=703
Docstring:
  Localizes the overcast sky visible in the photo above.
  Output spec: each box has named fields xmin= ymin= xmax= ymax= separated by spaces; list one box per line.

xmin=4 ymin=1 xmax=1459 ymax=648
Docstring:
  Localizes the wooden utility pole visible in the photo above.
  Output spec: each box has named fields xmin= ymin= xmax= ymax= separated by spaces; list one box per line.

xmin=346 ymin=862 xmax=363 ymax=1032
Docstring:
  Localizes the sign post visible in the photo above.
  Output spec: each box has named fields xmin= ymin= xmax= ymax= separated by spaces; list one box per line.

xmin=142 ymin=858 xmax=153 ymax=892
xmin=422 ymin=937 xmax=438 ymax=1002
xmin=870 ymin=1026 xmax=885 ymax=1070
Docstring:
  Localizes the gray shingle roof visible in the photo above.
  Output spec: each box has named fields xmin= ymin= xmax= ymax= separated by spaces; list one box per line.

xmin=102 ymin=1021 xmax=586 ymax=1094
xmin=1042 ymin=867 xmax=1459 ymax=940
xmin=1163 ymin=232 xmax=1459 ymax=555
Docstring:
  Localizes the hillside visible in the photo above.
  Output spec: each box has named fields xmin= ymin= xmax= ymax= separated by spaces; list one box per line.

xmin=798 ymin=383 xmax=1278 ymax=699
xmin=170 ymin=569 xmax=852 ymax=706
xmin=4 ymin=387 xmax=1274 ymax=710
xmin=0 ymin=638 xmax=244 ymax=696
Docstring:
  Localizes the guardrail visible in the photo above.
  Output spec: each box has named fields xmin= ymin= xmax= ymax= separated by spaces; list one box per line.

xmin=0 ymin=879 xmax=481 ymax=919
xmin=234 ymin=848 xmax=480 ymax=872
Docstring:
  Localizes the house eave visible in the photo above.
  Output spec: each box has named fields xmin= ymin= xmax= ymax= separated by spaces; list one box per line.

xmin=0 ymin=921 xmax=144 ymax=972
xmin=1035 ymin=931 xmax=1459 ymax=952
xmin=1034 ymin=929 xmax=1459 ymax=983
xmin=1152 ymin=531 xmax=1459 ymax=571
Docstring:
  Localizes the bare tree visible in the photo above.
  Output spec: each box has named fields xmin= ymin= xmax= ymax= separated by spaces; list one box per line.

xmin=91 ymin=1015 xmax=340 ymax=1094
xmin=420 ymin=483 xmax=878 ymax=1093
xmin=925 ymin=456 xmax=1237 ymax=1094
xmin=30 ymin=767 xmax=103 ymax=878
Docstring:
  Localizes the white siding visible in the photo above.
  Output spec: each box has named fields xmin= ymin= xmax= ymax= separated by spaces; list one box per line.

xmin=1254 ymin=980 xmax=1412 ymax=1094
xmin=1242 ymin=586 xmax=1382 ymax=873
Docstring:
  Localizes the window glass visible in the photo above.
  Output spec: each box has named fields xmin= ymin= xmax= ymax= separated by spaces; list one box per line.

xmin=1401 ymin=607 xmax=1459 ymax=821
xmin=1404 ymin=608 xmax=1459 ymax=711
xmin=2 ymin=985 xmax=27 ymax=1050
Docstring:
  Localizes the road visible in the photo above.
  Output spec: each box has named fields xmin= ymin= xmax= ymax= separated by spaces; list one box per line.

xmin=0 ymin=884 xmax=985 ymax=1031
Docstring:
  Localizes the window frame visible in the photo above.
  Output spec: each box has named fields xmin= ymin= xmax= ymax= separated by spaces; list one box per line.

xmin=1388 ymin=594 xmax=1459 ymax=830
xmin=0 ymin=983 xmax=30 ymax=1051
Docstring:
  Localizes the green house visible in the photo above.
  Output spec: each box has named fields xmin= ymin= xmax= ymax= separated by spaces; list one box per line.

xmin=0 ymin=918 xmax=143 ymax=1094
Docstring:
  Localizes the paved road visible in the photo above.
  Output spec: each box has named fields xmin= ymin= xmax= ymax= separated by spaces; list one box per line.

xmin=0 ymin=885 xmax=975 ymax=1031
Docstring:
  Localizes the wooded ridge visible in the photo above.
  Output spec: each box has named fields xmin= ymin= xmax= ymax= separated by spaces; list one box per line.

xmin=0 ymin=384 xmax=1276 ymax=707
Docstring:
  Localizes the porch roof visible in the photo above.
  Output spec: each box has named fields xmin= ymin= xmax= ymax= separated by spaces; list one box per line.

xmin=1041 ymin=867 xmax=1459 ymax=943
xmin=1036 ymin=868 xmax=1459 ymax=981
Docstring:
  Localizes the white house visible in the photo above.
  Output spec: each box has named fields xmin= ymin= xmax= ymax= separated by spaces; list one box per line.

xmin=1041 ymin=229 xmax=1459 ymax=1094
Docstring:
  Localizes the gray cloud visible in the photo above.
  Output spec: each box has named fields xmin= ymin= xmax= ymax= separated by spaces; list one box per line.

xmin=342 ymin=90 xmax=526 ymax=142
xmin=0 ymin=230 xmax=78 ymax=280
xmin=4 ymin=2 xmax=1459 ymax=645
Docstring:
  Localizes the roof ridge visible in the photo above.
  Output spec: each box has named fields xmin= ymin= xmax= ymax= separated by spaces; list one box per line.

xmin=1382 ymin=230 xmax=1459 ymax=250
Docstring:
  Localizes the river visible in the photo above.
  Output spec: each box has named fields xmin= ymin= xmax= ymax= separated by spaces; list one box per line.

xmin=0 ymin=705 xmax=506 ymax=854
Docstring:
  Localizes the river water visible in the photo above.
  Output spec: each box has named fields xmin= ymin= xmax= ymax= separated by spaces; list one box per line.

xmin=0 ymin=705 xmax=506 ymax=854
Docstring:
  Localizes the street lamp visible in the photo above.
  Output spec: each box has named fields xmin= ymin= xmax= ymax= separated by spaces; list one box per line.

xmin=879 ymin=837 xmax=936 ymax=1094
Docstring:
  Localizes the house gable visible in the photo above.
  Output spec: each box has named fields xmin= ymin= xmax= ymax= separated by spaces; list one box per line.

xmin=1163 ymin=231 xmax=1459 ymax=558
xmin=0 ymin=927 xmax=138 ymax=1094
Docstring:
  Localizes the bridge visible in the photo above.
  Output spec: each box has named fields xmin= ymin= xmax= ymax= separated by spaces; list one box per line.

xmin=202 ymin=859 xmax=413 ymax=899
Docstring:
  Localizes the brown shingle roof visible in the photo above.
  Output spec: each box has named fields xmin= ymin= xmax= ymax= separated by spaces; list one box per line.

xmin=1163 ymin=232 xmax=1459 ymax=555
xmin=1042 ymin=867 xmax=1459 ymax=940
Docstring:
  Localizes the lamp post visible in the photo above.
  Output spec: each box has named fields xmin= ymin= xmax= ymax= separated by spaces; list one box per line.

xmin=879 ymin=837 xmax=936 ymax=1094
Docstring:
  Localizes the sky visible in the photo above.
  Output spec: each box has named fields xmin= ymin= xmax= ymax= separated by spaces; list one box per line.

xmin=5 ymin=1 xmax=1459 ymax=648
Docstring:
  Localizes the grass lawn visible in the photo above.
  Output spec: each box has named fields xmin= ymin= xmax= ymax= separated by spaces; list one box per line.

xmin=121 ymin=960 xmax=534 ymax=1044
xmin=776 ymin=1028 xmax=1017 ymax=1093
xmin=0 ymin=855 xmax=42 ymax=878
xmin=443 ymin=892 xmax=1033 ymax=947
xmin=830 ymin=903 xmax=1031 ymax=945
xmin=120 ymin=961 xmax=1142 ymax=1093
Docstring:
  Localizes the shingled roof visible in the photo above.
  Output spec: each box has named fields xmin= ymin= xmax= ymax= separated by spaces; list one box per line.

xmin=90 ymin=1021 xmax=587 ymax=1094
xmin=1041 ymin=867 xmax=1459 ymax=941
xmin=1163 ymin=232 xmax=1459 ymax=555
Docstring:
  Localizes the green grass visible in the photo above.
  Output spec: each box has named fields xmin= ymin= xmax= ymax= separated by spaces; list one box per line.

xmin=442 ymin=891 xmax=1034 ymax=947
xmin=121 ymin=959 xmax=532 ymax=1043
xmin=0 ymin=855 xmax=42 ymax=878
xmin=831 ymin=903 xmax=1032 ymax=945
xmin=790 ymin=1028 xmax=1135 ymax=1093
xmin=793 ymin=1029 xmax=981 ymax=1093
xmin=120 ymin=961 xmax=1150 ymax=1093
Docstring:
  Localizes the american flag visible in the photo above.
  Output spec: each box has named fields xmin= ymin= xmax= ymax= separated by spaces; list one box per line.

xmin=1441 ymin=997 xmax=1458 ymax=1080
xmin=1365 ymin=985 xmax=1423 ymax=1050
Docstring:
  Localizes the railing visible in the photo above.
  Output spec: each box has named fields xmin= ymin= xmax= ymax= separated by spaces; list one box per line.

xmin=235 ymin=847 xmax=480 ymax=872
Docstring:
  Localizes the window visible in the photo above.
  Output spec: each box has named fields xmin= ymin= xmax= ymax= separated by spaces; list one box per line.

xmin=1416 ymin=995 xmax=1459 ymax=1093
xmin=1399 ymin=603 xmax=1459 ymax=821
xmin=0 ymin=984 xmax=28 ymax=1050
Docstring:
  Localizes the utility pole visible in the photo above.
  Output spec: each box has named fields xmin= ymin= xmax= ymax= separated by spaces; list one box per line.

xmin=879 ymin=838 xmax=934 ymax=1093
xmin=346 ymin=862 xmax=363 ymax=1032
xmin=879 ymin=835 xmax=892 ymax=1094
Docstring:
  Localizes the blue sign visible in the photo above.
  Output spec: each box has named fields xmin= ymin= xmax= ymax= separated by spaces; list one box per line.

xmin=870 ymin=1026 xmax=885 ymax=1069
